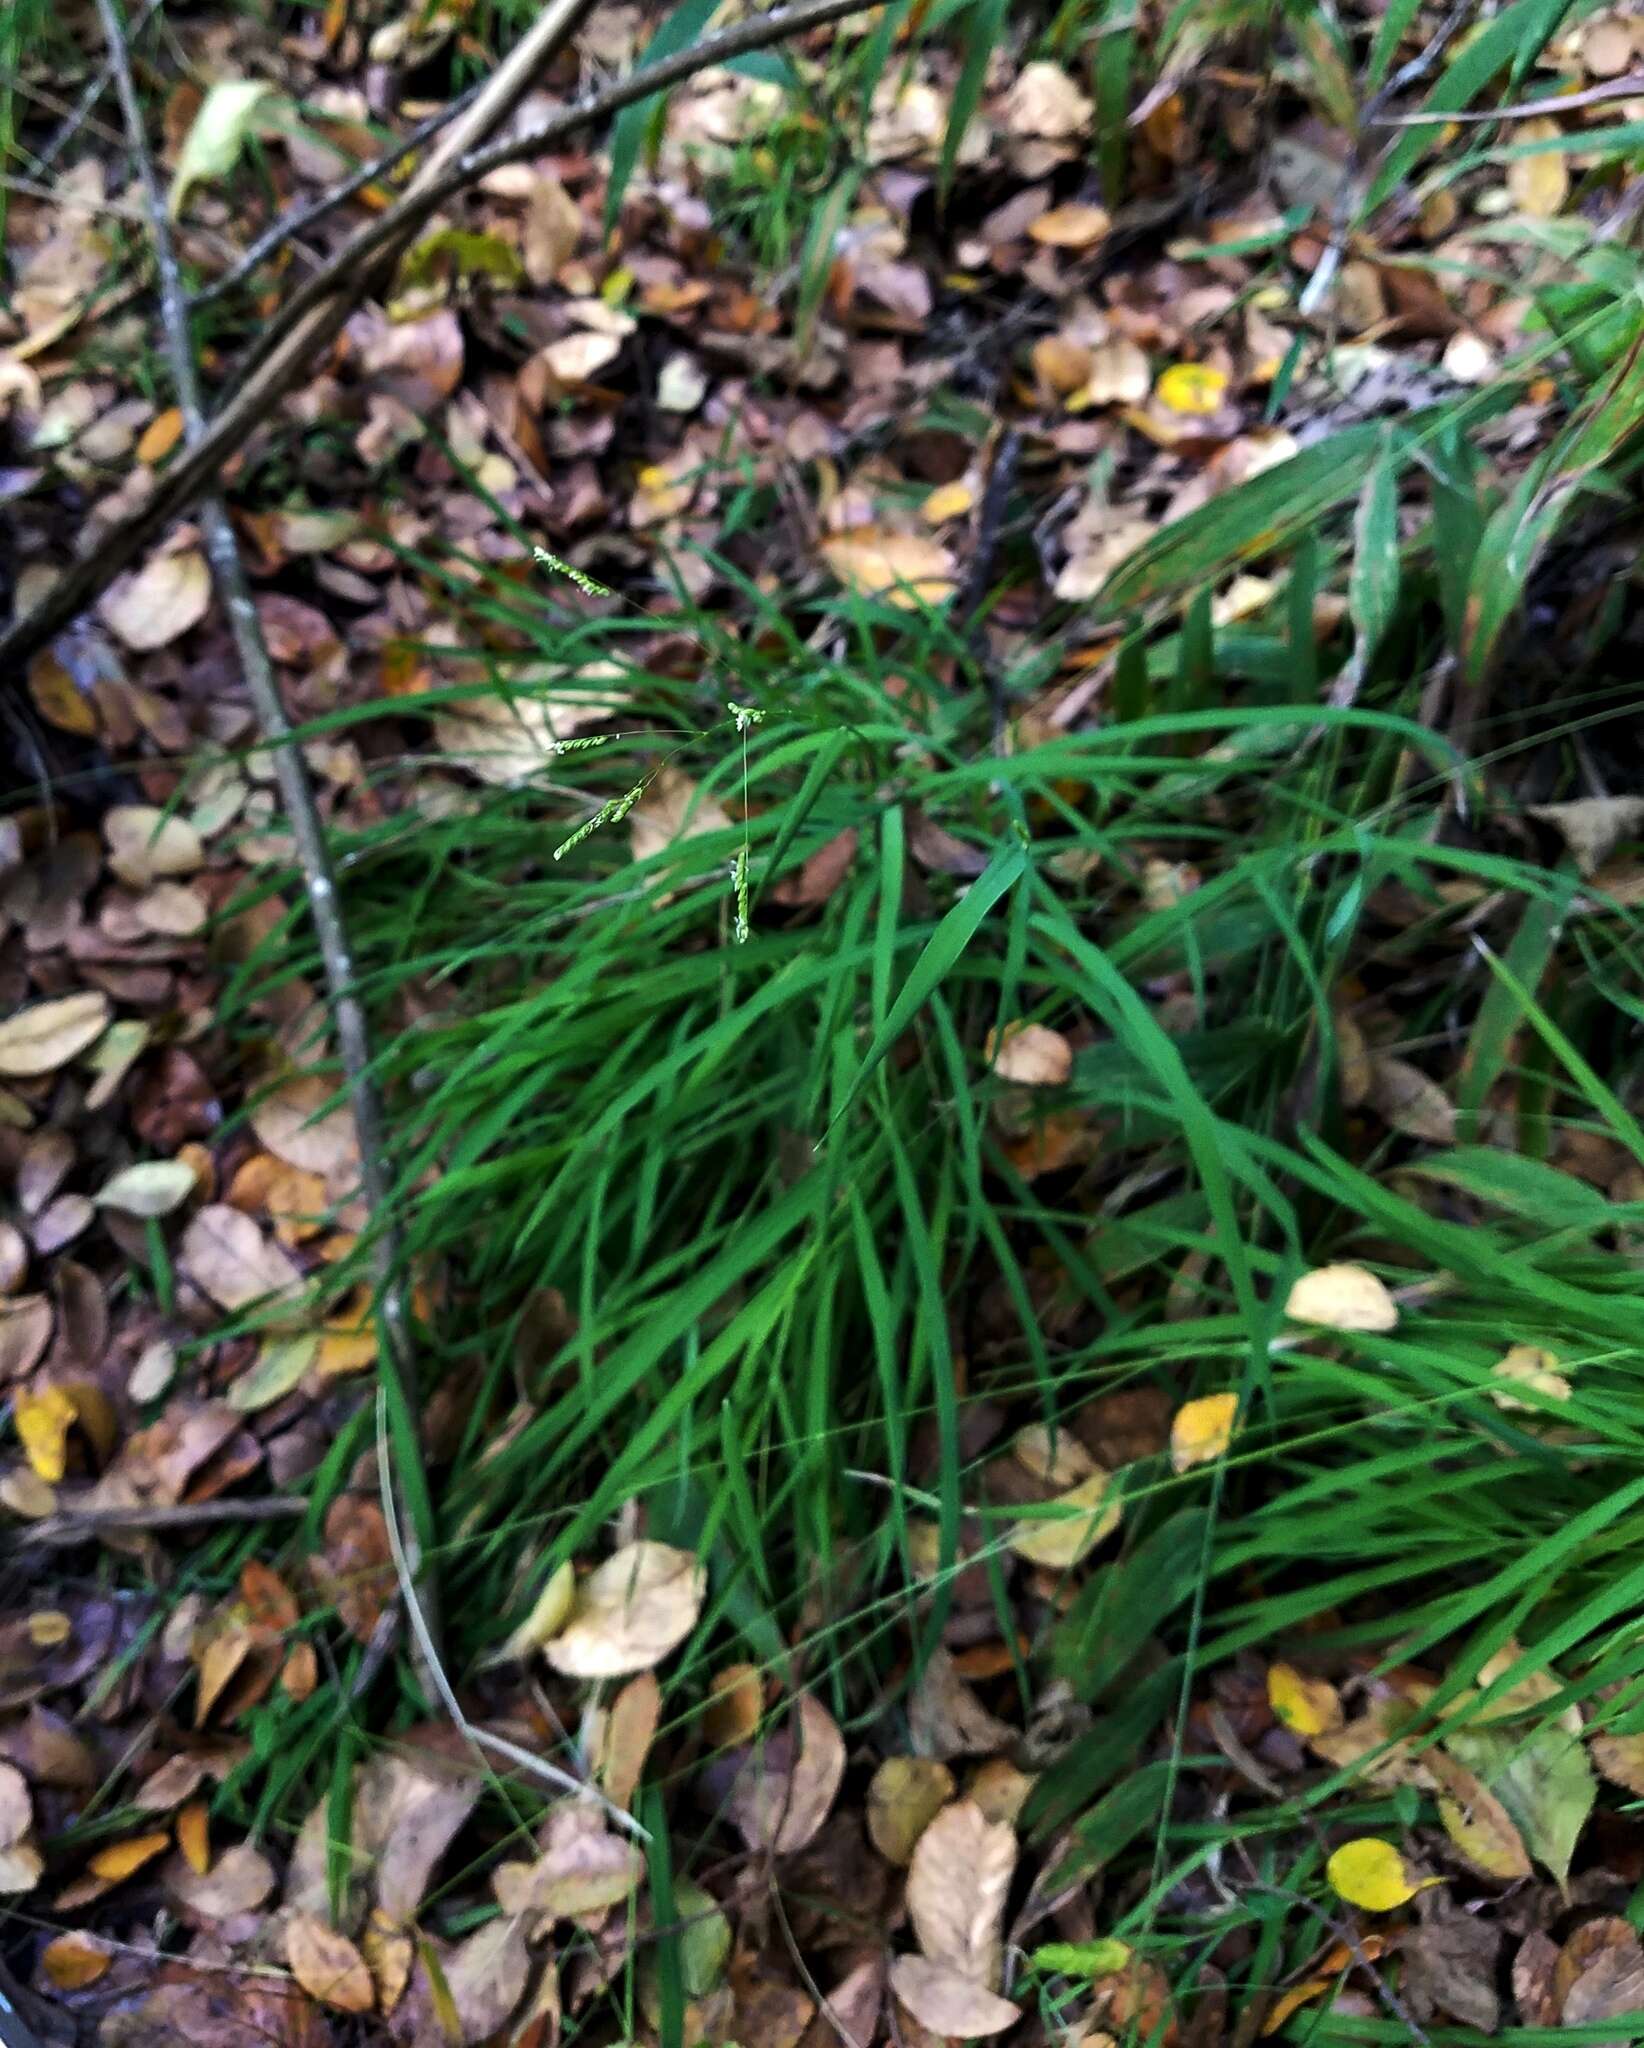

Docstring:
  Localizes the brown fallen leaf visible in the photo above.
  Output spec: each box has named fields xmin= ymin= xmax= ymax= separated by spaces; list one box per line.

xmin=358 ymin=1752 xmax=482 ymax=1927
xmin=730 ymin=1695 xmax=848 ymax=1856
xmin=1556 ymin=1917 xmax=1644 ymax=2029
xmin=546 ymin=1541 xmax=706 ymax=1679
xmin=287 ymin=1911 xmax=375 ymax=2014
xmin=628 ymin=766 xmax=734 ymax=868
xmin=0 ymin=992 xmax=111 ymax=1079
xmin=596 ymin=1671 xmax=661 ymax=1812
xmin=440 ymin=1911 xmax=532 ymax=2044
xmin=166 ymin=1839 xmax=276 ymax=1920
xmin=1029 ymin=201 xmax=1110 ymax=248
xmin=99 ymin=548 xmax=212 ymax=651
xmin=703 ymin=1662 xmax=764 ymax=1747
xmin=867 ymin=1758 xmax=954 ymax=1866
xmin=103 ymin=804 xmax=204 ymax=887
xmin=1367 ymin=1054 xmax=1456 ymax=1144
xmin=251 ymin=1072 xmax=360 ymax=1177
xmin=1428 ymin=1748 xmax=1532 ymax=1881
xmin=42 ymin=1929 xmax=113 ymax=1989
xmin=908 ymin=1645 xmax=1016 ymax=1759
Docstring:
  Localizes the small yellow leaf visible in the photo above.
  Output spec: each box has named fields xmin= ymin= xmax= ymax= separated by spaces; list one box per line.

xmin=868 ymin=1757 xmax=956 ymax=1865
xmin=286 ymin=1912 xmax=375 ymax=2015
xmin=1326 ymin=1836 xmax=1420 ymax=1911
xmin=1155 ymin=362 xmax=1229 ymax=416
xmin=1506 ymin=121 xmax=1569 ymax=218
xmin=136 ymin=407 xmax=184 ymax=464
xmin=178 ymin=1799 xmax=211 ymax=1876
xmin=1268 ymin=1663 xmax=1342 ymax=1738
xmin=1007 ymin=1471 xmax=1120 ymax=1569
xmin=15 ymin=1385 xmax=76 ymax=1484
xmin=88 ymin=1831 xmax=171 ymax=1883
xmin=1284 ymin=1263 xmax=1398 ymax=1333
xmin=1170 ymin=1392 xmax=1238 ymax=1473
xmin=922 ymin=480 xmax=975 ymax=525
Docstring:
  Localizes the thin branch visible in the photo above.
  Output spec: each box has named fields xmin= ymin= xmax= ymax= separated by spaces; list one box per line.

xmin=194 ymin=84 xmax=483 ymax=305
xmin=0 ymin=0 xmax=880 ymax=677
xmin=1374 ymin=70 xmax=1644 ymax=124
xmin=14 ymin=1496 xmax=305 ymax=1548
xmin=93 ymin=0 xmax=444 ymax=1658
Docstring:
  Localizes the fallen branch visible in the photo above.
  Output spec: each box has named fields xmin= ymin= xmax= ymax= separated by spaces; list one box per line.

xmin=94 ymin=0 xmax=446 ymax=1658
xmin=0 ymin=0 xmax=878 ymax=676
xmin=15 ymin=1495 xmax=306 ymax=1548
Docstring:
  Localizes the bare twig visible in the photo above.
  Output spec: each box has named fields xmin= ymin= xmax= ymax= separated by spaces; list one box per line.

xmin=14 ymin=1496 xmax=306 ymax=1548
xmin=1374 ymin=70 xmax=1644 ymax=124
xmin=194 ymin=85 xmax=483 ymax=304
xmin=0 ymin=0 xmax=880 ymax=677
xmin=93 ymin=0 xmax=444 ymax=1657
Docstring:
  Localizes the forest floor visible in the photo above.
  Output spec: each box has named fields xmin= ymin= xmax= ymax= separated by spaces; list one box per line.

xmin=7 ymin=0 xmax=1644 ymax=2042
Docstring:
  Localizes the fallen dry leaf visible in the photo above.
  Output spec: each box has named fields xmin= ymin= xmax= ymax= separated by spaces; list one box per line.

xmin=167 ymin=1839 xmax=276 ymax=1919
xmin=730 ymin=1694 xmax=847 ymax=1856
xmin=987 ymin=1021 xmax=1073 ymax=1086
xmin=1005 ymin=61 xmax=1093 ymax=137
xmin=95 ymin=1159 xmax=198 ymax=1218
xmin=905 ymin=1797 xmax=1016 ymax=1988
xmin=1490 ymin=1343 xmax=1571 ymax=1412
xmin=1507 ymin=120 xmax=1569 ymax=217
xmin=628 ymin=765 xmax=734 ymax=868
xmin=546 ymin=1540 xmax=706 ymax=1678
xmin=1367 ymin=1054 xmax=1456 ymax=1144
xmin=1327 ymin=1836 xmax=1423 ymax=1910
xmin=820 ymin=528 xmax=956 ymax=609
xmin=1267 ymin=1663 xmax=1342 ymax=1738
xmin=1428 ymin=1748 xmax=1532 ymax=1882
xmin=596 ymin=1671 xmax=661 ymax=1812
xmin=15 ymin=1385 xmax=76 ymax=1484
xmin=0 ymin=992 xmax=111 ymax=1078
xmin=867 ymin=1757 xmax=954 ymax=1865
xmin=1029 ymin=201 xmax=1110 ymax=248
xmin=1170 ymin=1391 xmax=1238 ymax=1473
xmin=180 ymin=1204 xmax=306 ymax=1312
xmin=99 ymin=549 xmax=212 ymax=651
xmin=42 ymin=1930 xmax=113 ymax=1989
xmin=1284 ymin=1263 xmax=1398 ymax=1333
xmin=890 ymin=1956 xmax=1021 ymax=2038
xmin=286 ymin=1911 xmax=375 ymax=2014
xmin=89 ymin=1830 xmax=170 ymax=1883
xmin=103 ymin=804 xmax=204 ymax=887
xmin=492 ymin=1800 xmax=643 ymax=1926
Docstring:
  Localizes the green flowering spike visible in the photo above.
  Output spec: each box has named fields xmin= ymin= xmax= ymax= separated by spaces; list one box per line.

xmin=731 ymin=845 xmax=750 ymax=943
xmin=532 ymin=546 xmax=615 ymax=599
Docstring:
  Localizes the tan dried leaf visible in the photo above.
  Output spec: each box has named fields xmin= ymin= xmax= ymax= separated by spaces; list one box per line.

xmin=1368 ymin=1053 xmax=1456 ymax=1144
xmin=250 ymin=1072 xmax=359 ymax=1177
xmin=1428 ymin=1749 xmax=1532 ymax=1881
xmin=596 ymin=1671 xmax=661 ymax=1811
xmin=629 ymin=766 xmax=734 ymax=866
xmin=286 ymin=1912 xmax=374 ymax=2014
xmin=1528 ymin=796 xmax=1644 ymax=879
xmin=546 ymin=1541 xmax=706 ymax=1678
xmin=0 ymin=1762 xmax=31 ymax=1850
xmin=1029 ymin=202 xmax=1110 ymax=249
xmin=1507 ymin=121 xmax=1569 ymax=218
xmin=1007 ymin=1470 xmax=1120 ymax=1568
xmin=820 ymin=528 xmax=956 ymax=609
xmin=441 ymin=1911 xmax=532 ymax=2043
xmin=0 ymin=992 xmax=110 ymax=1078
xmin=867 ymin=1758 xmax=954 ymax=1865
xmin=99 ymin=550 xmax=212 ymax=651
xmin=42 ymin=1931 xmax=112 ymax=1989
xmin=987 ymin=1020 xmax=1073 ymax=1086
xmin=1004 ymin=62 xmax=1094 ymax=138
xmin=180 ymin=1204 xmax=306 ymax=1312
xmin=1490 ymin=1344 xmax=1571 ymax=1413
xmin=542 ymin=330 xmax=623 ymax=383
xmin=167 ymin=1840 xmax=276 ymax=1918
xmin=1284 ymin=1262 xmax=1398 ymax=1333
xmin=103 ymin=805 xmax=204 ymax=887
xmin=890 ymin=1956 xmax=1021 ymax=2037
xmin=492 ymin=1801 xmax=642 ymax=1924
xmin=905 ymin=1797 xmax=1017 ymax=1986
xmin=95 ymin=1160 xmax=198 ymax=1218
xmin=358 ymin=1753 xmax=482 ymax=1928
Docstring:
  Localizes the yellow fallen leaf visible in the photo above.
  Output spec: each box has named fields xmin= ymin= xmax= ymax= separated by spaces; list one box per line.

xmin=1284 ymin=1263 xmax=1398 ymax=1333
xmin=286 ymin=1911 xmax=375 ymax=2015
xmin=1155 ymin=362 xmax=1228 ymax=415
xmin=867 ymin=1757 xmax=955 ymax=1865
xmin=1326 ymin=1836 xmax=1421 ymax=1911
xmin=491 ymin=1560 xmax=576 ymax=1664
xmin=820 ymin=528 xmax=956 ymax=609
xmin=88 ymin=1831 xmax=171 ymax=1883
xmin=1267 ymin=1663 xmax=1342 ymax=1738
xmin=178 ymin=1799 xmax=211 ymax=1876
xmin=1170 ymin=1392 xmax=1238 ymax=1473
xmin=1007 ymin=1472 xmax=1120 ymax=1569
xmin=15 ymin=1385 xmax=76 ymax=1484
xmin=1506 ymin=120 xmax=1569 ymax=218
xmin=136 ymin=407 xmax=184 ymax=464
xmin=546 ymin=1541 xmax=706 ymax=1679
xmin=922 ymin=479 xmax=975 ymax=525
